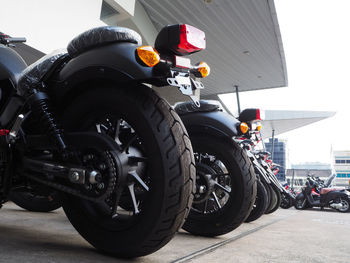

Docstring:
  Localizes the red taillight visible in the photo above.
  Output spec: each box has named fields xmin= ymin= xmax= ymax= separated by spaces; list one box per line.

xmin=0 ymin=129 xmax=9 ymax=136
xmin=256 ymin=109 xmax=261 ymax=120
xmin=177 ymin=24 xmax=206 ymax=54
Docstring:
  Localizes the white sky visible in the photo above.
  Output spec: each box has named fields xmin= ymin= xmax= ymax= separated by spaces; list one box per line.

xmin=1 ymin=0 xmax=349 ymax=166
xmin=0 ymin=0 xmax=105 ymax=53
xmin=220 ymin=0 xmax=350 ymax=166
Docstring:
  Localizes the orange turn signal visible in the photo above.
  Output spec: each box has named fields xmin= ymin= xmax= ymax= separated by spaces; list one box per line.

xmin=240 ymin=122 xmax=249 ymax=134
xmin=136 ymin=46 xmax=160 ymax=67
xmin=196 ymin=62 xmax=210 ymax=78
xmin=256 ymin=121 xmax=262 ymax=131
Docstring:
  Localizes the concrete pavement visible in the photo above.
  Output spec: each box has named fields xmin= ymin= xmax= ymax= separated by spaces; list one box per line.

xmin=0 ymin=202 xmax=349 ymax=262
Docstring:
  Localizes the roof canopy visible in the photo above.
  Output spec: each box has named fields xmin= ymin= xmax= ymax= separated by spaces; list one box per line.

xmin=261 ymin=110 xmax=336 ymax=139
xmin=138 ymin=0 xmax=287 ymax=96
xmin=10 ymin=0 xmax=287 ymax=97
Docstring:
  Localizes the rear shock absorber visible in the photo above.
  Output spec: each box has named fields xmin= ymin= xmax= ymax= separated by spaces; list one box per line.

xmin=27 ymin=91 xmax=67 ymax=152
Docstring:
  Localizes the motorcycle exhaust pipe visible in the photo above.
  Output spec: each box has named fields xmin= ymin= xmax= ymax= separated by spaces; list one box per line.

xmin=330 ymin=203 xmax=343 ymax=209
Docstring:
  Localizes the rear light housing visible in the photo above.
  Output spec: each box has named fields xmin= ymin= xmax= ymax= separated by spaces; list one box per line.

xmin=155 ymin=24 xmax=206 ymax=56
xmin=239 ymin=108 xmax=263 ymax=123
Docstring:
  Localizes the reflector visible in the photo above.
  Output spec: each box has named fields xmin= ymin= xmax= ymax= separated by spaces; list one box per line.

xmin=175 ymin=56 xmax=191 ymax=68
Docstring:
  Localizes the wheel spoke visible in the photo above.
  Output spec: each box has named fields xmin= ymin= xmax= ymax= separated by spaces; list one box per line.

xmin=214 ymin=182 xmax=231 ymax=193
xmin=122 ymin=134 xmax=137 ymax=153
xmin=114 ymin=119 xmax=122 ymax=145
xmin=211 ymin=192 xmax=222 ymax=209
xmin=129 ymin=171 xmax=149 ymax=191
xmin=96 ymin=124 xmax=101 ymax=133
xmin=129 ymin=156 xmax=148 ymax=163
xmin=128 ymin=183 xmax=140 ymax=214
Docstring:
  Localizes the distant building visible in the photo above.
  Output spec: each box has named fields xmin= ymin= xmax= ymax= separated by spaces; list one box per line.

xmin=291 ymin=162 xmax=331 ymax=170
xmin=265 ymin=138 xmax=287 ymax=181
xmin=285 ymin=169 xmax=332 ymax=190
xmin=333 ymin=150 xmax=350 ymax=187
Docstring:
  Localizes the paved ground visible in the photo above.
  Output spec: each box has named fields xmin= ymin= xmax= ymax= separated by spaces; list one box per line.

xmin=0 ymin=202 xmax=349 ymax=263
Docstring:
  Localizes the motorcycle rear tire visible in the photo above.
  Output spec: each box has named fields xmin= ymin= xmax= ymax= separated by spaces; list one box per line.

xmin=182 ymin=136 xmax=256 ymax=237
xmin=245 ymin=179 xmax=268 ymax=222
xmin=265 ymin=184 xmax=281 ymax=214
xmin=61 ymin=85 xmax=195 ymax=257
xmin=337 ymin=197 xmax=350 ymax=212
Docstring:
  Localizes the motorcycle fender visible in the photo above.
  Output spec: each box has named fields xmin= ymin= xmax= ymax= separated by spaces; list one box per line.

xmin=0 ymin=45 xmax=27 ymax=85
xmin=52 ymin=42 xmax=158 ymax=103
xmin=179 ymin=110 xmax=241 ymax=141
xmin=251 ymin=158 xmax=271 ymax=184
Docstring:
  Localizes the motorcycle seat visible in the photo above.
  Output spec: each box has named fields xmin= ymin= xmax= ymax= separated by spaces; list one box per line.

xmin=320 ymin=188 xmax=342 ymax=195
xmin=67 ymin=26 xmax=142 ymax=58
xmin=17 ymin=50 xmax=69 ymax=96
xmin=174 ymin=100 xmax=222 ymax=115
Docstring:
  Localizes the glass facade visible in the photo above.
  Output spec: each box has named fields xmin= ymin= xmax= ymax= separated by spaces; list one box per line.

xmin=265 ymin=138 xmax=286 ymax=181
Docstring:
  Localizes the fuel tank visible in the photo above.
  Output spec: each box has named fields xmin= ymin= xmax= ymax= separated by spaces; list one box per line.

xmin=0 ymin=45 xmax=27 ymax=85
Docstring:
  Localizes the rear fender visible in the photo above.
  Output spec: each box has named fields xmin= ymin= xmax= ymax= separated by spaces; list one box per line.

xmin=50 ymin=42 xmax=162 ymax=104
xmin=179 ymin=110 xmax=241 ymax=140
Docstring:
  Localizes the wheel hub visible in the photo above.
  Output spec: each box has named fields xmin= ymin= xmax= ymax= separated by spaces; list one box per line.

xmin=193 ymin=163 xmax=216 ymax=204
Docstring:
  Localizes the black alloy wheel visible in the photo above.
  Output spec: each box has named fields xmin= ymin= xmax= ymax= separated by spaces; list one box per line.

xmin=182 ymin=136 xmax=256 ymax=237
xmin=60 ymin=84 xmax=195 ymax=257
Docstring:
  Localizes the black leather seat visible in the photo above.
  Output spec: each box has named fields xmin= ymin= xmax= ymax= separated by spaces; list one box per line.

xmin=174 ymin=100 xmax=222 ymax=115
xmin=17 ymin=26 xmax=142 ymax=97
xmin=17 ymin=50 xmax=68 ymax=97
xmin=67 ymin=26 xmax=142 ymax=58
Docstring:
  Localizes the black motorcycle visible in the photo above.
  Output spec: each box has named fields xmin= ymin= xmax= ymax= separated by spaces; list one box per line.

xmin=0 ymin=24 xmax=211 ymax=257
xmin=280 ymin=183 xmax=296 ymax=209
xmin=295 ymin=176 xmax=350 ymax=212
xmin=174 ymin=100 xmax=257 ymax=236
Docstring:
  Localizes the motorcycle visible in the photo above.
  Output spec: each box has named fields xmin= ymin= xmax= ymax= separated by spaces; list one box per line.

xmin=235 ymin=108 xmax=285 ymax=220
xmin=234 ymin=110 xmax=270 ymax=223
xmin=174 ymin=100 xmax=257 ymax=236
xmin=280 ymin=183 xmax=296 ymax=209
xmin=295 ymin=176 xmax=350 ymax=212
xmin=0 ymin=24 xmax=211 ymax=257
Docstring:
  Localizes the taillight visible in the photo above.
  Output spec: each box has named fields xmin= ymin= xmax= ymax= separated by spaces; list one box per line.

xmin=177 ymin=24 xmax=206 ymax=54
xmin=136 ymin=46 xmax=160 ymax=67
xmin=155 ymin=24 xmax=206 ymax=56
xmin=256 ymin=109 xmax=261 ymax=120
